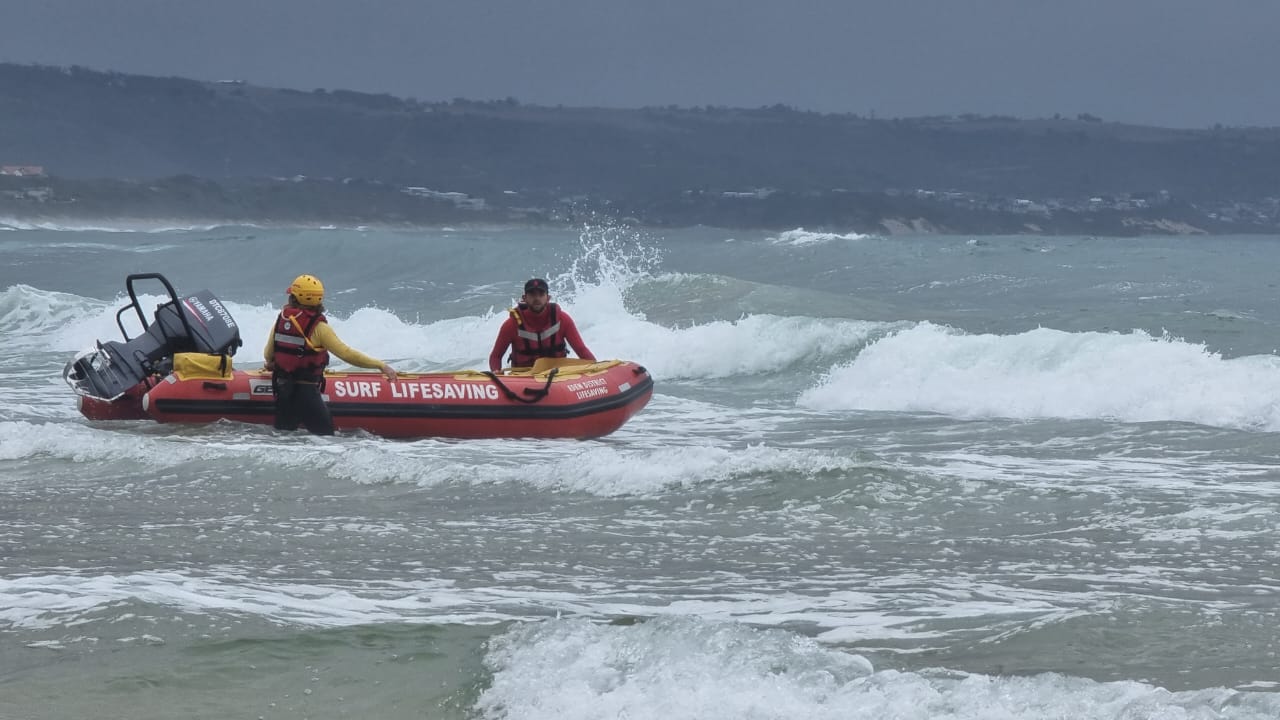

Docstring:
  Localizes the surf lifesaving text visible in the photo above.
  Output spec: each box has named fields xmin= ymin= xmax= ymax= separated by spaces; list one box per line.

xmin=565 ymin=377 xmax=609 ymax=400
xmin=331 ymin=379 xmax=500 ymax=401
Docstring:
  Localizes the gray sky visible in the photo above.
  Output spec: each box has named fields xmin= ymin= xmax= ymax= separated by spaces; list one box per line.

xmin=3 ymin=0 xmax=1276 ymax=128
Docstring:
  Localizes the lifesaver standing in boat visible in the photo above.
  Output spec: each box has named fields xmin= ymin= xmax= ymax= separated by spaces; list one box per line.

xmin=264 ymin=274 xmax=398 ymax=435
xmin=488 ymin=277 xmax=595 ymax=372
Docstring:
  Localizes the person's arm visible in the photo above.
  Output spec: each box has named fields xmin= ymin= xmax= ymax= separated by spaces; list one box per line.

xmin=311 ymin=322 xmax=397 ymax=380
xmin=263 ymin=327 xmax=275 ymax=369
xmin=560 ymin=313 xmax=595 ymax=361
xmin=488 ymin=318 xmax=516 ymax=372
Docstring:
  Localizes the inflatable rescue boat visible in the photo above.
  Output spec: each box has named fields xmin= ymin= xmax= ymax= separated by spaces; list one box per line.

xmin=65 ymin=274 xmax=652 ymax=439
xmin=138 ymin=360 xmax=651 ymax=439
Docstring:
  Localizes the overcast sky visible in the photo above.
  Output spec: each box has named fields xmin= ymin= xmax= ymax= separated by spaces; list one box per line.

xmin=3 ymin=0 xmax=1275 ymax=128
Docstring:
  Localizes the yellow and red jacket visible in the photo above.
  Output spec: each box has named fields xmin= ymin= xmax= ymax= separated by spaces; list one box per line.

xmin=272 ymin=307 xmax=330 ymax=378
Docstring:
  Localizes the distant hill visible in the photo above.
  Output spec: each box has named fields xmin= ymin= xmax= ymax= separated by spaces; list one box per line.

xmin=5 ymin=63 xmax=1280 ymax=234
xmin=4 ymin=62 xmax=1280 ymax=204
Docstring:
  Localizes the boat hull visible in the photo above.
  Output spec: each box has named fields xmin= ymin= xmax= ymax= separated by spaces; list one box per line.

xmin=137 ymin=361 xmax=653 ymax=439
xmin=77 ymin=381 xmax=152 ymax=421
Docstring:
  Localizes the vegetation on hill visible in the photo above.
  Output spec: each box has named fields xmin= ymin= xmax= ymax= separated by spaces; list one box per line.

xmin=3 ymin=62 xmax=1279 ymax=233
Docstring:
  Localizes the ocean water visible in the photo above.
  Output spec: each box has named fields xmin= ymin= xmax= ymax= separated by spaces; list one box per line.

xmin=2 ymin=221 xmax=1280 ymax=719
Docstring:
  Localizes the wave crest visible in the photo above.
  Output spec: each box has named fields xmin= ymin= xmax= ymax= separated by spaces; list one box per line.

xmin=800 ymin=323 xmax=1280 ymax=431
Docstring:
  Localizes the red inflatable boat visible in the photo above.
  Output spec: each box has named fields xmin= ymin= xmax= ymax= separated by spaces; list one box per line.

xmin=138 ymin=360 xmax=653 ymax=439
xmin=65 ymin=273 xmax=652 ymax=439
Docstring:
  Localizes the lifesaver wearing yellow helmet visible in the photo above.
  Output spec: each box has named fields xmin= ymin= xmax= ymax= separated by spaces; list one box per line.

xmin=288 ymin=274 xmax=325 ymax=306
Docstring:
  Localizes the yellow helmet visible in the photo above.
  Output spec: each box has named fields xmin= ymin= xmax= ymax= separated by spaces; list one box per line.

xmin=287 ymin=274 xmax=324 ymax=306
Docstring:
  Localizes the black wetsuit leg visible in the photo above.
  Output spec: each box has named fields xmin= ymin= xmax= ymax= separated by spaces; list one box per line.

xmin=273 ymin=377 xmax=301 ymax=430
xmin=273 ymin=377 xmax=334 ymax=435
xmin=295 ymin=381 xmax=334 ymax=435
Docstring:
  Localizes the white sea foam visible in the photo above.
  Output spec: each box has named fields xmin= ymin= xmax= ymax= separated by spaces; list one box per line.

xmin=0 ymin=571 xmax=895 ymax=632
xmin=0 ymin=420 xmax=225 ymax=465
xmin=1 ymin=285 xmax=263 ymax=354
xmin=14 ymin=270 xmax=887 ymax=380
xmin=3 ymin=567 xmax=1275 ymax=719
xmin=197 ymin=432 xmax=865 ymax=497
xmin=0 ymin=571 xmax=472 ymax=629
xmin=0 ymin=569 xmax=1101 ymax=643
xmin=10 ymin=220 xmax=880 ymax=381
xmin=581 ymin=313 xmax=886 ymax=380
xmin=799 ymin=323 xmax=1280 ymax=431
xmin=327 ymin=441 xmax=866 ymax=496
xmin=476 ymin=617 xmax=1280 ymax=720
xmin=0 ymin=418 xmax=856 ymax=497
xmin=24 ymin=271 xmax=1280 ymax=435
xmin=405 ymin=221 xmax=889 ymax=377
xmin=768 ymin=227 xmax=872 ymax=245
xmin=0 ymin=217 xmax=241 ymax=233
xmin=0 ymin=285 xmax=118 ymax=350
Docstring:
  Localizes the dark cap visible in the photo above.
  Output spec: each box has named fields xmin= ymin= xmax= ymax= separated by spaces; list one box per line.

xmin=524 ymin=278 xmax=549 ymax=293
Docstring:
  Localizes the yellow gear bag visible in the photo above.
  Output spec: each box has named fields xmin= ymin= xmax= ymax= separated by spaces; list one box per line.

xmin=172 ymin=352 xmax=234 ymax=380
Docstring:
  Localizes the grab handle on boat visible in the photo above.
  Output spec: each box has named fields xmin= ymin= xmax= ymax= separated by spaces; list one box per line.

xmin=118 ymin=273 xmax=192 ymax=342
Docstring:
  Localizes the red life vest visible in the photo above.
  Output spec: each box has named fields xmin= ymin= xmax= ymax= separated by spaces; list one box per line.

xmin=272 ymin=307 xmax=330 ymax=377
xmin=508 ymin=302 xmax=567 ymax=367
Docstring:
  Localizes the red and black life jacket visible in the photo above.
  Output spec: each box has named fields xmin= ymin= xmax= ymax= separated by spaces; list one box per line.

xmin=272 ymin=307 xmax=330 ymax=378
xmin=508 ymin=302 xmax=567 ymax=367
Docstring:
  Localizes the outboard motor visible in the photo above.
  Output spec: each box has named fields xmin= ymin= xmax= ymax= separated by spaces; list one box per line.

xmin=64 ymin=273 xmax=243 ymax=400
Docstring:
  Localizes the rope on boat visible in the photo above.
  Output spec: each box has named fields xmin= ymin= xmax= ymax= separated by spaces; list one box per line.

xmin=481 ymin=367 xmax=560 ymax=404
